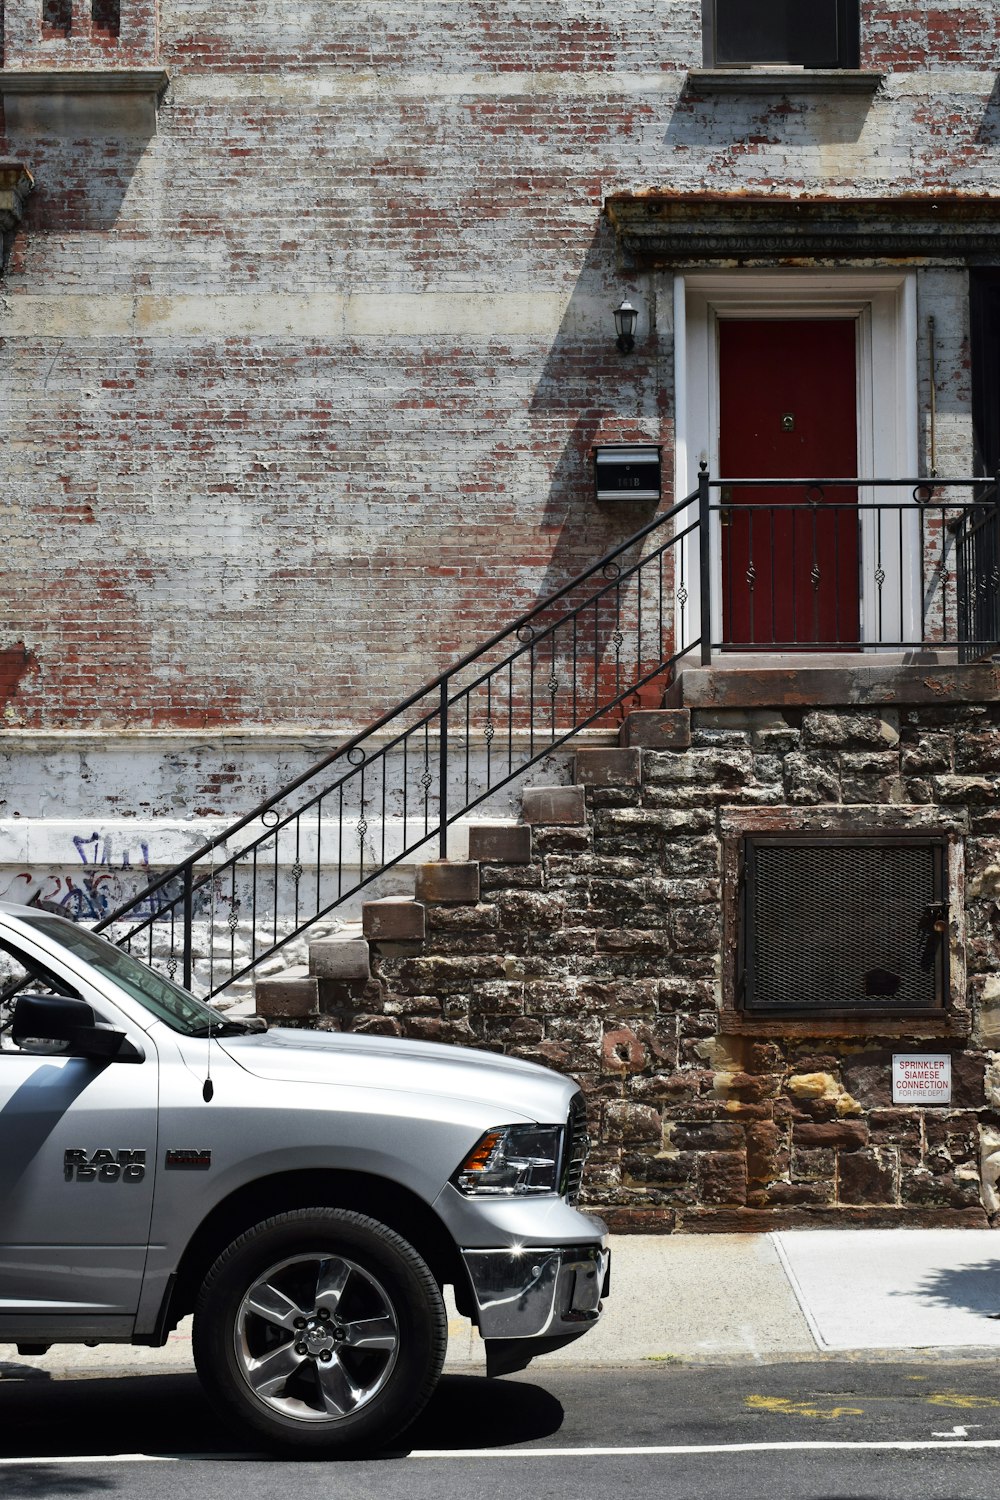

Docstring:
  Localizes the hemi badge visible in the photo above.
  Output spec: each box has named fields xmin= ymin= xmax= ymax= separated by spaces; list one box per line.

xmin=165 ymin=1148 xmax=212 ymax=1170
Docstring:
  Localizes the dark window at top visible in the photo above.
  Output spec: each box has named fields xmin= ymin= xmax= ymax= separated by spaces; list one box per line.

xmin=42 ymin=0 xmax=72 ymax=36
xmin=706 ymin=0 xmax=860 ymax=69
xmin=739 ymin=835 xmax=948 ymax=1016
xmin=92 ymin=0 xmax=121 ymax=36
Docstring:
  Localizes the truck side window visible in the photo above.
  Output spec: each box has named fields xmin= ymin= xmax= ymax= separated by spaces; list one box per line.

xmin=0 ymin=940 xmax=82 ymax=1054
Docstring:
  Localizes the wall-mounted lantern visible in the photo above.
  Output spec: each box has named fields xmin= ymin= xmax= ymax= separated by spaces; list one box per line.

xmin=613 ymin=298 xmax=639 ymax=354
xmin=594 ymin=444 xmax=661 ymax=503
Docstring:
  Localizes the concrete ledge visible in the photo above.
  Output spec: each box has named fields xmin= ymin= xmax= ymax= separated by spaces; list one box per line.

xmin=362 ymin=897 xmax=426 ymax=942
xmin=687 ymin=68 xmax=884 ymax=95
xmin=666 ymin=661 xmax=1000 ymax=710
xmin=467 ymin=823 xmax=532 ymax=864
xmin=521 ymin=785 xmax=587 ymax=825
xmin=414 ymin=860 xmax=481 ymax=904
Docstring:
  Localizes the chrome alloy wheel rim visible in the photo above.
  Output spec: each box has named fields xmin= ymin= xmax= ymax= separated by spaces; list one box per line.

xmin=234 ymin=1253 xmax=400 ymax=1423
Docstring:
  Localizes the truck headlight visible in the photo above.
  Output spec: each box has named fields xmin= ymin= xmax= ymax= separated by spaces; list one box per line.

xmin=452 ymin=1125 xmax=563 ymax=1197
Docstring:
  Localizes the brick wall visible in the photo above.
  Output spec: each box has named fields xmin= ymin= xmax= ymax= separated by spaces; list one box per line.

xmin=2 ymin=3 xmax=998 ymax=732
xmin=4 ymin=0 xmax=157 ymax=66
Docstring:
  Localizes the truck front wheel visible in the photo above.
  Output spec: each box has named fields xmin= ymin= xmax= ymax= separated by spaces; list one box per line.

xmin=192 ymin=1208 xmax=447 ymax=1452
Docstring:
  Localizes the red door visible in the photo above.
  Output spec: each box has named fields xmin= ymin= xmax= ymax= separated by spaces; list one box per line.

xmin=719 ymin=319 xmax=859 ymax=649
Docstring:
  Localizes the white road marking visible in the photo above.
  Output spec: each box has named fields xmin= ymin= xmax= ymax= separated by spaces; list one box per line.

xmin=411 ymin=1439 xmax=1000 ymax=1458
xmin=0 ymin=1454 xmax=180 ymax=1466
xmin=932 ymin=1425 xmax=980 ymax=1437
xmin=2 ymin=1437 xmax=1000 ymax=1466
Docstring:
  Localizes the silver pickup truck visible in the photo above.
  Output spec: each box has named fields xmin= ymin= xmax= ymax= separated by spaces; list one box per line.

xmin=0 ymin=901 xmax=608 ymax=1452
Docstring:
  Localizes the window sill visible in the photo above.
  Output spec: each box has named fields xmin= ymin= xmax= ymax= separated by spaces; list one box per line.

xmin=687 ymin=68 xmax=884 ymax=95
xmin=717 ymin=1008 xmax=971 ymax=1040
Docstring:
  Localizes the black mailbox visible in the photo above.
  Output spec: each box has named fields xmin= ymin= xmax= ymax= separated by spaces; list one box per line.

xmin=594 ymin=444 xmax=661 ymax=503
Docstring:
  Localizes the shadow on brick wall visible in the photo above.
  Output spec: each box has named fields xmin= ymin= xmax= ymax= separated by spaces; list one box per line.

xmin=664 ymin=79 xmax=873 ymax=156
xmin=976 ymin=74 xmax=1000 ymax=144
xmin=0 ymin=127 xmax=152 ymax=236
xmin=524 ymin=218 xmax=669 ymax=605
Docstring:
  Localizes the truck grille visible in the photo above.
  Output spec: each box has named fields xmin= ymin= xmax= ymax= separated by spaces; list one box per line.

xmin=562 ymin=1092 xmax=590 ymax=1203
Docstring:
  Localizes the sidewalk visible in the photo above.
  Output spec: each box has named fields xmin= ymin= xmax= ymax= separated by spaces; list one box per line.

xmin=555 ymin=1228 xmax=1000 ymax=1366
xmin=3 ymin=1230 xmax=1000 ymax=1380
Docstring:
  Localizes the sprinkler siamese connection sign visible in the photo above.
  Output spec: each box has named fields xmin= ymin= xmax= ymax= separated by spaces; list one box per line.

xmin=891 ymin=1054 xmax=952 ymax=1105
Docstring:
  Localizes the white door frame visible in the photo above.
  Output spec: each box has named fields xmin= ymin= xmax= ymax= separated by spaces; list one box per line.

xmin=673 ymin=269 xmax=919 ymax=654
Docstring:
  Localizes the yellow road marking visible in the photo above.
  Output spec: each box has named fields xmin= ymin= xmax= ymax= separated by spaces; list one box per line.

xmin=926 ymin=1393 xmax=1000 ymax=1410
xmin=745 ymin=1396 xmax=864 ymax=1420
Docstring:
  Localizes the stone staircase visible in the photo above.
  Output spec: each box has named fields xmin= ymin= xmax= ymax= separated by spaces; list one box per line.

xmin=251 ymin=691 xmax=1000 ymax=1233
xmin=254 ymin=710 xmax=692 ymax=1030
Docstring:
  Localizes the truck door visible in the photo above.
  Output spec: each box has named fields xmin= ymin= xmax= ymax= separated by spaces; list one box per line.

xmin=0 ymin=945 xmax=158 ymax=1332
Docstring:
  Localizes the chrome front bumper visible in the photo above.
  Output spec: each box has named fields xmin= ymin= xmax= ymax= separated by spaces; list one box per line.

xmin=461 ymin=1242 xmax=609 ymax=1341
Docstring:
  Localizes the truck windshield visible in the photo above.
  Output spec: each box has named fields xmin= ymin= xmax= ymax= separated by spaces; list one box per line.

xmin=17 ymin=913 xmax=248 ymax=1037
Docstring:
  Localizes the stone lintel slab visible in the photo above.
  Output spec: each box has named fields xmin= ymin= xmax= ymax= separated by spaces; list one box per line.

xmin=618 ymin=709 xmax=692 ymax=750
xmin=665 ymin=662 xmax=1000 ymax=711
xmin=574 ymin=747 xmax=643 ymax=787
xmin=254 ymin=976 xmax=319 ymax=1019
xmin=521 ymin=785 xmax=587 ymax=825
xmin=414 ymin=860 xmax=481 ymax=904
xmin=0 ymin=69 xmax=169 ymax=136
xmin=362 ymin=897 xmax=427 ymax=942
xmin=605 ymin=192 xmax=1000 ymax=264
xmin=308 ymin=936 xmax=371 ymax=981
xmin=717 ymin=803 xmax=969 ymax=838
xmin=467 ymin=823 xmax=532 ymax=864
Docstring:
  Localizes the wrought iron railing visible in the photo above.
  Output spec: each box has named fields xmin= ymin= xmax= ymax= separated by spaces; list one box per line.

xmin=690 ymin=472 xmax=1000 ymax=660
xmin=92 ymin=490 xmax=700 ymax=997
xmin=953 ymin=476 xmax=1000 ymax=663
xmin=86 ymin=472 xmax=999 ymax=1000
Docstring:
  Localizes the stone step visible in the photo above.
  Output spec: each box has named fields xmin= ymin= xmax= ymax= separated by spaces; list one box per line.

xmin=255 ymin=971 xmax=319 ymax=1019
xmin=308 ymin=935 xmax=371 ymax=981
xmin=467 ymin=822 xmax=532 ymax=864
xmin=520 ymin=784 xmax=587 ymax=825
xmin=661 ymin=661 xmax=998 ymax=710
xmin=414 ymin=860 xmax=481 ymax=904
xmin=573 ymin=746 xmax=643 ymax=787
xmin=362 ymin=897 xmax=426 ymax=942
xmin=618 ymin=708 xmax=691 ymax=749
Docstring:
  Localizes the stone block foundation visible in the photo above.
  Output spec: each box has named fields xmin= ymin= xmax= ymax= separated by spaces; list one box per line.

xmin=269 ymin=692 xmax=1000 ymax=1232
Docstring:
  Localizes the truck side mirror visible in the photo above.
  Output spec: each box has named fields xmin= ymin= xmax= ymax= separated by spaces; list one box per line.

xmin=11 ymin=993 xmax=139 ymax=1062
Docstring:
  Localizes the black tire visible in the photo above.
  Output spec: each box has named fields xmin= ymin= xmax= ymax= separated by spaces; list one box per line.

xmin=192 ymin=1208 xmax=447 ymax=1453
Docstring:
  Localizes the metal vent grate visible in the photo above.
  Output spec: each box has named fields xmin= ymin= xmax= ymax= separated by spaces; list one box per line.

xmin=742 ymin=836 xmax=947 ymax=1014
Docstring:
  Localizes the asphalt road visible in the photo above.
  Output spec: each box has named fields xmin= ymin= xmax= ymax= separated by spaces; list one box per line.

xmin=3 ymin=1360 xmax=1000 ymax=1499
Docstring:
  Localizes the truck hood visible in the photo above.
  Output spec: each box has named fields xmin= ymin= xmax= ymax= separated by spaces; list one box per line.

xmin=217 ymin=1026 xmax=577 ymax=1123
